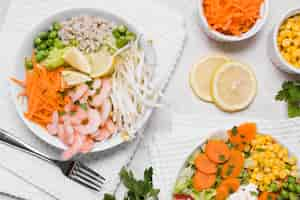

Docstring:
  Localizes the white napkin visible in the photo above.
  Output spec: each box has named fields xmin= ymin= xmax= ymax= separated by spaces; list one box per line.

xmin=149 ymin=114 xmax=300 ymax=200
xmin=0 ymin=0 xmax=186 ymax=199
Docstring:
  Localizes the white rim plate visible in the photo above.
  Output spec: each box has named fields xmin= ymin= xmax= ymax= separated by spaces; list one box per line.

xmin=10 ymin=8 xmax=156 ymax=153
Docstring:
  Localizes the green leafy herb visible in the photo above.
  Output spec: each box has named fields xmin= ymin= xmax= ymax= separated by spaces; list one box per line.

xmin=250 ymin=191 xmax=258 ymax=196
xmin=58 ymin=111 xmax=66 ymax=116
xmin=219 ymin=154 xmax=225 ymax=162
xmin=103 ymin=194 xmax=116 ymax=200
xmin=226 ymin=164 xmax=235 ymax=176
xmin=104 ymin=167 xmax=159 ymax=200
xmin=276 ymin=81 xmax=300 ymax=118
xmin=79 ymin=103 xmax=88 ymax=111
xmin=231 ymin=126 xmax=238 ymax=136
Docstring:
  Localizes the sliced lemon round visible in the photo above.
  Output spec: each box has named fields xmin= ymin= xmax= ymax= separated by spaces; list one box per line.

xmin=211 ymin=62 xmax=257 ymax=112
xmin=62 ymin=70 xmax=91 ymax=87
xmin=189 ymin=55 xmax=230 ymax=102
xmin=63 ymin=47 xmax=91 ymax=74
xmin=89 ymin=50 xmax=115 ymax=78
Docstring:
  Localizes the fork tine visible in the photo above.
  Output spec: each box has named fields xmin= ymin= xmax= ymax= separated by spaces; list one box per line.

xmin=74 ymin=165 xmax=105 ymax=185
xmin=69 ymin=173 xmax=101 ymax=192
xmin=72 ymin=167 xmax=103 ymax=188
xmin=77 ymin=162 xmax=105 ymax=181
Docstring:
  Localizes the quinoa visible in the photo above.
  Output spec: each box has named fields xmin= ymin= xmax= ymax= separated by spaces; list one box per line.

xmin=58 ymin=15 xmax=116 ymax=53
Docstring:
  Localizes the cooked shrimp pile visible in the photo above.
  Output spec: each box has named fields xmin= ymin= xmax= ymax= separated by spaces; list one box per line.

xmin=46 ymin=78 xmax=117 ymax=159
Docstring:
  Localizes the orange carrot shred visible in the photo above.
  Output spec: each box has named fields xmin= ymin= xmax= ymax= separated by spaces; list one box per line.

xmin=203 ymin=0 xmax=264 ymax=36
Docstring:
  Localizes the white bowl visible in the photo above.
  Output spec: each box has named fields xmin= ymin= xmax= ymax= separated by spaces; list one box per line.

xmin=198 ymin=0 xmax=269 ymax=42
xmin=10 ymin=8 xmax=156 ymax=153
xmin=268 ymin=8 xmax=300 ymax=74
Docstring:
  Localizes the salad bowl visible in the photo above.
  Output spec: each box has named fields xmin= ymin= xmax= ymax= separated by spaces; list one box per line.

xmin=10 ymin=8 xmax=157 ymax=153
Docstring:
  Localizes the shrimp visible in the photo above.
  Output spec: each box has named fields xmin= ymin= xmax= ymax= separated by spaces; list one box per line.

xmin=105 ymin=119 xmax=117 ymax=134
xmin=94 ymin=128 xmax=111 ymax=141
xmin=64 ymin=123 xmax=74 ymax=145
xmin=69 ymin=84 xmax=88 ymax=102
xmin=100 ymin=98 xmax=112 ymax=125
xmin=62 ymin=132 xmax=83 ymax=160
xmin=74 ymin=108 xmax=102 ymax=135
xmin=46 ymin=111 xmax=59 ymax=135
xmin=80 ymin=136 xmax=94 ymax=153
xmin=91 ymin=79 xmax=111 ymax=107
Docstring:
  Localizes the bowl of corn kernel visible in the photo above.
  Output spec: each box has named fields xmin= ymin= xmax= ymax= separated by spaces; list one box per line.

xmin=269 ymin=8 xmax=300 ymax=74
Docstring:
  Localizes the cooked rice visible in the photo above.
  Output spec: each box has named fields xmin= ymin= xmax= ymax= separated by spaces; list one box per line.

xmin=58 ymin=15 xmax=115 ymax=53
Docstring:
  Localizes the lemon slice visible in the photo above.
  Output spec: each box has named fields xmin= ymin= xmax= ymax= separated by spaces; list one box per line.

xmin=63 ymin=47 xmax=91 ymax=74
xmin=211 ymin=62 xmax=257 ymax=112
xmin=189 ymin=55 xmax=230 ymax=102
xmin=62 ymin=70 xmax=91 ymax=87
xmin=89 ymin=50 xmax=115 ymax=78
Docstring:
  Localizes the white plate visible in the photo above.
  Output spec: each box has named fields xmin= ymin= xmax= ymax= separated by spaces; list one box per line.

xmin=10 ymin=8 xmax=156 ymax=153
xmin=173 ymin=129 xmax=300 ymax=197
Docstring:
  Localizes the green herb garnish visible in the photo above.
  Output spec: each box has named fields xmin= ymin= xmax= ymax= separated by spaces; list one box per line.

xmin=104 ymin=167 xmax=159 ymax=200
xmin=79 ymin=103 xmax=88 ymax=111
xmin=219 ymin=154 xmax=226 ymax=162
xmin=231 ymin=126 xmax=238 ymax=136
xmin=276 ymin=81 xmax=300 ymax=118
xmin=226 ymin=164 xmax=235 ymax=176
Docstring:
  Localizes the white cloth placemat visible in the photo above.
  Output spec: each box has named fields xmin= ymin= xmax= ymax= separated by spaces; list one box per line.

xmin=0 ymin=0 xmax=186 ymax=199
xmin=149 ymin=115 xmax=300 ymax=200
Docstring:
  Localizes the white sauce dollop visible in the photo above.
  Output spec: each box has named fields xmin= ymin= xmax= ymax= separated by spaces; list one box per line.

xmin=228 ymin=184 xmax=258 ymax=200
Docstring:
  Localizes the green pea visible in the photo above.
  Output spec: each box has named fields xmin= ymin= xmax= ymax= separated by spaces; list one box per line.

xmin=269 ymin=182 xmax=279 ymax=192
xmin=289 ymin=192 xmax=298 ymax=200
xmin=52 ymin=22 xmax=61 ymax=31
xmin=39 ymin=31 xmax=48 ymax=40
xmin=288 ymin=176 xmax=297 ymax=184
xmin=36 ymin=52 xmax=45 ymax=62
xmin=296 ymin=184 xmax=300 ymax=193
xmin=46 ymin=39 xmax=54 ymax=47
xmin=118 ymin=25 xmax=128 ymax=33
xmin=34 ymin=37 xmax=42 ymax=46
xmin=282 ymin=182 xmax=289 ymax=189
xmin=116 ymin=38 xmax=128 ymax=48
xmin=280 ymin=190 xmax=289 ymax=199
xmin=54 ymin=39 xmax=64 ymax=49
xmin=38 ymin=43 xmax=47 ymax=50
xmin=112 ymin=29 xmax=121 ymax=38
xmin=288 ymin=183 xmax=297 ymax=192
xmin=24 ymin=58 xmax=33 ymax=70
xmin=276 ymin=196 xmax=284 ymax=200
xmin=49 ymin=31 xmax=57 ymax=39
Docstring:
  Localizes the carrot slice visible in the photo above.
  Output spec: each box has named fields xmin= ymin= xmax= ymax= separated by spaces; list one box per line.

xmin=205 ymin=140 xmax=230 ymax=163
xmin=221 ymin=150 xmax=244 ymax=178
xmin=194 ymin=154 xmax=217 ymax=174
xmin=228 ymin=123 xmax=257 ymax=151
xmin=237 ymin=122 xmax=257 ymax=142
xmin=192 ymin=171 xmax=216 ymax=191
xmin=216 ymin=185 xmax=229 ymax=200
xmin=258 ymin=192 xmax=277 ymax=200
xmin=216 ymin=178 xmax=240 ymax=200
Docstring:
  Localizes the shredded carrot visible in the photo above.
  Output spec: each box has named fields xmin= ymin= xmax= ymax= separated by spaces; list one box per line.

xmin=11 ymin=52 xmax=69 ymax=126
xmin=203 ymin=0 xmax=264 ymax=36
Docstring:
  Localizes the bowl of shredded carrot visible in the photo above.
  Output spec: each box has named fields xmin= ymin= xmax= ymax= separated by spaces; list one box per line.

xmin=198 ymin=0 xmax=269 ymax=42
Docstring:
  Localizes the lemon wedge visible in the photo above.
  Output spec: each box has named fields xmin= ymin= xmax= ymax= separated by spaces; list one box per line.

xmin=63 ymin=47 xmax=91 ymax=74
xmin=189 ymin=55 xmax=230 ymax=102
xmin=89 ymin=50 xmax=115 ymax=78
xmin=211 ymin=62 xmax=257 ymax=112
xmin=62 ymin=70 xmax=91 ymax=87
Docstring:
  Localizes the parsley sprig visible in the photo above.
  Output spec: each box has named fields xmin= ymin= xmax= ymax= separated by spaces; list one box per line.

xmin=275 ymin=81 xmax=300 ymax=118
xmin=104 ymin=167 xmax=160 ymax=200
